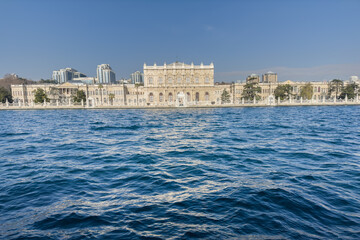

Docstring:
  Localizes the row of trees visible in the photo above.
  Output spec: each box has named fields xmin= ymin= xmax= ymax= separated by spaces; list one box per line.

xmin=273 ymin=83 xmax=314 ymax=100
xmin=220 ymin=79 xmax=359 ymax=103
xmin=32 ymin=87 xmax=116 ymax=105
xmin=31 ymin=88 xmax=87 ymax=104
xmin=328 ymin=79 xmax=358 ymax=99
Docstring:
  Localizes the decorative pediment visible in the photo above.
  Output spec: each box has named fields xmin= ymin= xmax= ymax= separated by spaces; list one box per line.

xmin=283 ymin=80 xmax=294 ymax=84
xmin=59 ymin=82 xmax=76 ymax=87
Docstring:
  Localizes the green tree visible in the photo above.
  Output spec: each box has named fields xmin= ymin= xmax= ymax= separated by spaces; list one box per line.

xmin=73 ymin=89 xmax=86 ymax=103
xmin=33 ymin=88 xmax=49 ymax=103
xmin=300 ymin=83 xmax=314 ymax=100
xmin=328 ymin=79 xmax=344 ymax=99
xmin=242 ymin=82 xmax=261 ymax=101
xmin=339 ymin=83 xmax=358 ymax=99
xmin=221 ymin=89 xmax=231 ymax=103
xmin=39 ymin=79 xmax=57 ymax=84
xmin=274 ymin=84 xmax=293 ymax=100
xmin=109 ymin=93 xmax=115 ymax=105
xmin=98 ymin=84 xmax=103 ymax=104
xmin=0 ymin=87 xmax=13 ymax=103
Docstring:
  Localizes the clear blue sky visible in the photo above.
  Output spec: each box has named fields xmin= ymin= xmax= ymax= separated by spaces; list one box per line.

xmin=1 ymin=0 xmax=359 ymax=82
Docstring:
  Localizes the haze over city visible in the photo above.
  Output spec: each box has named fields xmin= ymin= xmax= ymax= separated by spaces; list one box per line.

xmin=1 ymin=0 xmax=359 ymax=82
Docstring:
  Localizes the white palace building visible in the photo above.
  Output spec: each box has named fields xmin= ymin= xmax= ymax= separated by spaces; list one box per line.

xmin=11 ymin=62 xmax=334 ymax=107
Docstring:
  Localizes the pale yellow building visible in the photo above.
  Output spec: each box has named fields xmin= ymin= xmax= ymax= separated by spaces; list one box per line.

xmin=262 ymin=72 xmax=278 ymax=83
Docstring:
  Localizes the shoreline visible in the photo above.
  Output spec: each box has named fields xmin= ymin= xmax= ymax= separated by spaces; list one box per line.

xmin=1 ymin=102 xmax=359 ymax=110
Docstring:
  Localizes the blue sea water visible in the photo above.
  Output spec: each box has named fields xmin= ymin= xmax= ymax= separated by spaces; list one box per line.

xmin=0 ymin=106 xmax=360 ymax=240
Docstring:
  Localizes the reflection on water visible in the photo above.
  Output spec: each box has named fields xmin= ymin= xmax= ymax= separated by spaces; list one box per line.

xmin=1 ymin=106 xmax=360 ymax=239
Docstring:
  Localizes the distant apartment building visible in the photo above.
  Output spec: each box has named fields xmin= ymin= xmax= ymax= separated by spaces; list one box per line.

xmin=52 ymin=68 xmax=87 ymax=83
xmin=131 ymin=71 xmax=143 ymax=84
xmin=96 ymin=64 xmax=116 ymax=84
xmin=246 ymin=74 xmax=260 ymax=84
xmin=350 ymin=76 xmax=359 ymax=84
xmin=262 ymin=72 xmax=278 ymax=83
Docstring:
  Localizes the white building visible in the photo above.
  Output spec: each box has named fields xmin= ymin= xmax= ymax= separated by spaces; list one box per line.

xmin=131 ymin=71 xmax=143 ymax=84
xmin=96 ymin=64 xmax=116 ymax=84
xmin=52 ymin=68 xmax=87 ymax=83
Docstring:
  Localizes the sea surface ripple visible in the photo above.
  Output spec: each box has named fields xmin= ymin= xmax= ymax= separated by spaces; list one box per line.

xmin=0 ymin=106 xmax=360 ymax=239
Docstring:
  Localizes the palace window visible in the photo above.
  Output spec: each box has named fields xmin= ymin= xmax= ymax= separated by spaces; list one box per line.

xmin=205 ymin=92 xmax=209 ymax=101
xmin=159 ymin=77 xmax=163 ymax=84
xmin=187 ymin=92 xmax=191 ymax=102
xmin=205 ymin=77 xmax=209 ymax=83
xmin=159 ymin=93 xmax=163 ymax=102
xmin=177 ymin=77 xmax=181 ymax=84
xmin=186 ymin=77 xmax=190 ymax=83
xmin=195 ymin=92 xmax=200 ymax=101
xmin=149 ymin=93 xmax=154 ymax=102
xmin=149 ymin=77 xmax=153 ymax=84
xmin=169 ymin=93 xmax=173 ymax=102
xmin=168 ymin=78 xmax=172 ymax=84
xmin=195 ymin=78 xmax=199 ymax=83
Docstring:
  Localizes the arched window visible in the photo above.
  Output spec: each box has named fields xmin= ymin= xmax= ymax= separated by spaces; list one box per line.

xmin=149 ymin=77 xmax=153 ymax=84
xmin=168 ymin=78 xmax=172 ymax=84
xmin=205 ymin=77 xmax=209 ymax=84
xmin=205 ymin=92 xmax=209 ymax=101
xmin=159 ymin=93 xmax=163 ymax=102
xmin=168 ymin=93 xmax=173 ymax=102
xmin=103 ymin=89 xmax=107 ymax=95
xmin=195 ymin=92 xmax=200 ymax=101
xmin=195 ymin=78 xmax=199 ymax=84
xmin=158 ymin=77 xmax=163 ymax=84
xmin=186 ymin=77 xmax=190 ymax=84
xmin=177 ymin=77 xmax=181 ymax=84
xmin=187 ymin=92 xmax=191 ymax=102
xmin=95 ymin=89 xmax=99 ymax=95
xmin=149 ymin=93 xmax=154 ymax=102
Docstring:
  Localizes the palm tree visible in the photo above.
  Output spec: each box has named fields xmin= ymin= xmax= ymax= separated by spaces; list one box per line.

xmin=109 ymin=93 xmax=115 ymax=105
xmin=98 ymin=84 xmax=103 ymax=105
xmin=328 ymin=79 xmax=344 ymax=99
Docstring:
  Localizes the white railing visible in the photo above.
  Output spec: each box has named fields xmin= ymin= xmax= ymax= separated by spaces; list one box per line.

xmin=1 ymin=97 xmax=360 ymax=109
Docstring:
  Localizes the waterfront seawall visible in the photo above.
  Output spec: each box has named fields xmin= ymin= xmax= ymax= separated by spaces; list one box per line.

xmin=1 ymin=100 xmax=360 ymax=110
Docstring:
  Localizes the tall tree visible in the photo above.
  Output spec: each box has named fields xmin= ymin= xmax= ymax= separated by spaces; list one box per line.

xmin=339 ymin=83 xmax=358 ymax=99
xmin=300 ymin=83 xmax=314 ymax=100
xmin=242 ymin=82 xmax=261 ymax=101
xmin=328 ymin=79 xmax=344 ymax=99
xmin=98 ymin=84 xmax=103 ymax=104
xmin=109 ymin=93 xmax=115 ymax=105
xmin=274 ymin=84 xmax=293 ymax=100
xmin=73 ymin=89 xmax=86 ymax=103
xmin=0 ymin=87 xmax=12 ymax=103
xmin=33 ymin=88 xmax=49 ymax=103
xmin=221 ymin=89 xmax=231 ymax=103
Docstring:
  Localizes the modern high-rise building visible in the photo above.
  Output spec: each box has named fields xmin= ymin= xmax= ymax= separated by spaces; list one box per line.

xmin=262 ymin=72 xmax=278 ymax=83
xmin=96 ymin=64 xmax=116 ymax=84
xmin=52 ymin=68 xmax=87 ymax=83
xmin=131 ymin=71 xmax=143 ymax=84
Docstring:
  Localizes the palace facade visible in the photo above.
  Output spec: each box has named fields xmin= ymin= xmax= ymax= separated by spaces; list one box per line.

xmin=11 ymin=62 xmax=334 ymax=107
